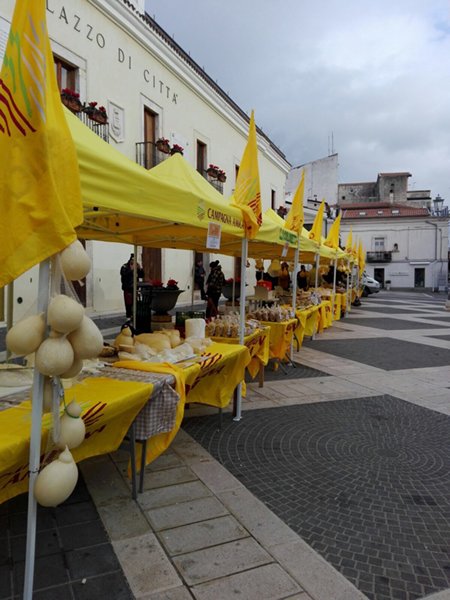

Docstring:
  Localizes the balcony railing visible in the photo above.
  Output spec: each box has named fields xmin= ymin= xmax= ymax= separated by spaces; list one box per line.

xmin=200 ymin=169 xmax=224 ymax=194
xmin=77 ymin=110 xmax=109 ymax=143
xmin=366 ymin=251 xmax=392 ymax=263
xmin=136 ymin=141 xmax=171 ymax=169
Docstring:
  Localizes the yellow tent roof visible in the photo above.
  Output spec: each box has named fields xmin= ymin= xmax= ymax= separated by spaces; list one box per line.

xmin=67 ymin=110 xmax=295 ymax=258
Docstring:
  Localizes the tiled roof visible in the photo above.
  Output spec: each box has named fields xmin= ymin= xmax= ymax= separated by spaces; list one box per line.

xmin=342 ymin=205 xmax=429 ymax=219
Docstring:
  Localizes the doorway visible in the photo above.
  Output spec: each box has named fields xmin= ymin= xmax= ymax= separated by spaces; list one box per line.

xmin=414 ymin=268 xmax=425 ymax=288
xmin=374 ymin=268 xmax=385 ymax=288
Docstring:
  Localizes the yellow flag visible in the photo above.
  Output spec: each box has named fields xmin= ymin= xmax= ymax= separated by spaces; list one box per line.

xmin=308 ymin=199 xmax=325 ymax=242
xmin=324 ymin=212 xmax=341 ymax=250
xmin=285 ymin=170 xmax=304 ymax=234
xmin=344 ymin=227 xmax=353 ymax=253
xmin=231 ymin=110 xmax=262 ymax=239
xmin=0 ymin=0 xmax=82 ymax=287
xmin=358 ymin=240 xmax=365 ymax=272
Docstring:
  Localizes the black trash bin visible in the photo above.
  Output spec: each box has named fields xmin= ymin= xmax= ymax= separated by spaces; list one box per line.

xmin=135 ymin=283 xmax=154 ymax=334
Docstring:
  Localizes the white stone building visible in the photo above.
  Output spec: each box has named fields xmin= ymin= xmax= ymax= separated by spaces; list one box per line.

xmin=338 ymin=173 xmax=449 ymax=291
xmin=0 ymin=0 xmax=291 ymax=321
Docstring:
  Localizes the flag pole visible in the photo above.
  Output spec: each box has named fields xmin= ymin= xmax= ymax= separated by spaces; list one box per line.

xmin=24 ymin=259 xmax=50 ymax=600
xmin=331 ymin=257 xmax=337 ymax=318
xmin=346 ymin=258 xmax=350 ymax=313
xmin=234 ymin=237 xmax=248 ymax=421
xmin=290 ymin=242 xmax=299 ymax=360
xmin=132 ymin=244 xmax=138 ymax=330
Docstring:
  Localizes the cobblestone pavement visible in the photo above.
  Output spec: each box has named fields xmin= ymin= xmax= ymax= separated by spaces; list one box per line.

xmin=3 ymin=291 xmax=450 ymax=600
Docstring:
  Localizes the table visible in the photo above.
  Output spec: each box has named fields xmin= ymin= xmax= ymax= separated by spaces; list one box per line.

xmin=295 ymin=305 xmax=321 ymax=348
xmin=0 ymin=377 xmax=154 ymax=503
xmin=211 ymin=327 xmax=270 ymax=386
xmin=317 ymin=300 xmax=333 ymax=333
xmin=259 ymin=319 xmax=298 ymax=367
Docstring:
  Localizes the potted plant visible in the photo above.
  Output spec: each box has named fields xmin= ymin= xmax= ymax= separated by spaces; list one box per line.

xmin=217 ymin=169 xmax=227 ymax=183
xmin=61 ymin=88 xmax=82 ymax=113
xmin=156 ymin=137 xmax=171 ymax=154
xmin=137 ymin=279 xmax=184 ymax=315
xmin=170 ymin=144 xmax=184 ymax=156
xmin=222 ymin=278 xmax=240 ymax=300
xmin=206 ymin=164 xmax=219 ymax=179
xmin=277 ymin=206 xmax=288 ymax=218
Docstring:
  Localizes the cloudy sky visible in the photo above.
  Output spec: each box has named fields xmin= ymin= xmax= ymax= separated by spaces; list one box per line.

xmin=146 ymin=0 xmax=450 ymax=204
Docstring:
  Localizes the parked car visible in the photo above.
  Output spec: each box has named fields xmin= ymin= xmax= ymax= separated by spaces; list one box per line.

xmin=362 ymin=273 xmax=381 ymax=296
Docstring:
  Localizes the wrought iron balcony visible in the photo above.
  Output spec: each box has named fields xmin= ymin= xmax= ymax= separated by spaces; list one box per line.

xmin=200 ymin=169 xmax=224 ymax=194
xmin=77 ymin=110 xmax=109 ymax=143
xmin=135 ymin=141 xmax=170 ymax=169
xmin=366 ymin=251 xmax=392 ymax=263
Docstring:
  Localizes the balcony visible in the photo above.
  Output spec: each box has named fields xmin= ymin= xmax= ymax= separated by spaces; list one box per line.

xmin=136 ymin=141 xmax=170 ymax=169
xmin=78 ymin=111 xmax=109 ymax=143
xmin=201 ymin=169 xmax=224 ymax=194
xmin=366 ymin=251 xmax=392 ymax=263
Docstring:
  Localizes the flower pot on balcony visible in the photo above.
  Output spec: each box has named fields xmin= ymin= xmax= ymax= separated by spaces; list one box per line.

xmin=217 ymin=172 xmax=227 ymax=183
xmin=61 ymin=96 xmax=82 ymax=113
xmin=156 ymin=141 xmax=170 ymax=154
xmin=89 ymin=110 xmax=108 ymax=124
xmin=207 ymin=168 xmax=219 ymax=179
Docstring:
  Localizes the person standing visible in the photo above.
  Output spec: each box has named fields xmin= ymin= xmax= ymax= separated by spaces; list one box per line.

xmin=278 ymin=262 xmax=291 ymax=291
xmin=120 ymin=254 xmax=144 ymax=318
xmin=297 ymin=265 xmax=309 ymax=290
xmin=206 ymin=260 xmax=225 ymax=318
xmin=194 ymin=258 xmax=206 ymax=300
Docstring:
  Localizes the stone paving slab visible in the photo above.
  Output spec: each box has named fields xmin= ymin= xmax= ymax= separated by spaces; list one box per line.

xmin=146 ymin=496 xmax=228 ymax=531
xmin=344 ymin=317 xmax=444 ymax=329
xmin=113 ymin=533 xmax=181 ymax=598
xmin=172 ymin=537 xmax=272 ymax=584
xmin=138 ymin=480 xmax=211 ymax=510
xmin=190 ymin=563 xmax=303 ymax=600
xmin=159 ymin=515 xmax=248 ymax=555
xmin=183 ymin=396 xmax=450 ymax=600
xmin=246 ymin=361 xmax=331 ymax=382
xmin=303 ymin=337 xmax=450 ymax=370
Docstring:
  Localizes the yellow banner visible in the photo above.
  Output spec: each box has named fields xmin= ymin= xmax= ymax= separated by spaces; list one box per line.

xmin=0 ymin=0 xmax=82 ymax=286
xmin=0 ymin=378 xmax=151 ymax=503
xmin=308 ymin=200 xmax=325 ymax=242
xmin=285 ymin=170 xmax=304 ymax=235
xmin=295 ymin=305 xmax=320 ymax=344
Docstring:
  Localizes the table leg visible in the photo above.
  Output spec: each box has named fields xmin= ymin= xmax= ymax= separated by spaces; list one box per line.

xmin=139 ymin=439 xmax=147 ymax=493
xmin=258 ymin=364 xmax=265 ymax=388
xmin=128 ymin=424 xmax=137 ymax=501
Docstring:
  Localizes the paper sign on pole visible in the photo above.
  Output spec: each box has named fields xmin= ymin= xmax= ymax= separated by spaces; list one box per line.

xmin=281 ymin=242 xmax=289 ymax=257
xmin=206 ymin=222 xmax=221 ymax=249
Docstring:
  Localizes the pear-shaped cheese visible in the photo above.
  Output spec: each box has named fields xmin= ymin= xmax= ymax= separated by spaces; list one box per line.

xmin=34 ymin=447 xmax=78 ymax=507
xmin=60 ymin=240 xmax=91 ymax=281
xmin=67 ymin=316 xmax=103 ymax=359
xmin=35 ymin=334 xmax=74 ymax=376
xmin=47 ymin=295 xmax=84 ymax=334
xmin=6 ymin=313 xmax=46 ymax=356
xmin=60 ymin=358 xmax=83 ymax=379
xmin=57 ymin=400 xmax=86 ymax=449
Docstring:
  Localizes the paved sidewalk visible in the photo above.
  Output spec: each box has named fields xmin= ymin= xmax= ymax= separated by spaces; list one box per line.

xmin=4 ymin=291 xmax=450 ymax=599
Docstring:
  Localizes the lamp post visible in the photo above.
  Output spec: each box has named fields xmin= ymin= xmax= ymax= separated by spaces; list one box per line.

xmin=433 ymin=194 xmax=444 ymax=216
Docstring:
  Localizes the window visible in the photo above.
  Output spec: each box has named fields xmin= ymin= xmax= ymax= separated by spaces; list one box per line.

xmin=196 ymin=141 xmax=206 ymax=175
xmin=359 ymin=211 xmax=366 ymax=216
xmin=374 ymin=237 xmax=385 ymax=251
xmin=143 ymin=108 xmax=157 ymax=169
xmin=391 ymin=209 xmax=400 ymax=215
xmin=53 ymin=56 xmax=78 ymax=91
xmin=271 ymin=189 xmax=276 ymax=210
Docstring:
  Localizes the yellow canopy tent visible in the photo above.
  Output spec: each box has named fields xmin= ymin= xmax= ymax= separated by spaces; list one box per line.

xmin=67 ymin=110 xmax=297 ymax=258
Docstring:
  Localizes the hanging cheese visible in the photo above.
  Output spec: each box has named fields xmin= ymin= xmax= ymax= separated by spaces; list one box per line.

xmin=60 ymin=357 xmax=84 ymax=379
xmin=34 ymin=447 xmax=79 ymax=507
xmin=35 ymin=332 xmax=74 ymax=376
xmin=57 ymin=400 xmax=86 ymax=449
xmin=60 ymin=240 xmax=91 ymax=281
xmin=67 ymin=316 xmax=104 ymax=359
xmin=5 ymin=313 xmax=46 ymax=356
xmin=47 ymin=295 xmax=84 ymax=334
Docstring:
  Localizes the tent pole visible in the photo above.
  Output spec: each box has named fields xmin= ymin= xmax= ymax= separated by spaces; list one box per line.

xmin=233 ymin=238 xmax=248 ymax=422
xmin=6 ymin=281 xmax=14 ymax=363
xmin=331 ymin=257 xmax=337 ymax=318
xmin=314 ymin=252 xmax=320 ymax=289
xmin=346 ymin=259 xmax=350 ymax=314
xmin=191 ymin=251 xmax=195 ymax=310
xmin=132 ymin=244 xmax=137 ymax=330
xmin=290 ymin=245 xmax=299 ymax=360
xmin=23 ymin=259 xmax=50 ymax=600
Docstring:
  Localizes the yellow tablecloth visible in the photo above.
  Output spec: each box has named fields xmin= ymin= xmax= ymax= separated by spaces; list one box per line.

xmin=0 ymin=378 xmax=152 ymax=504
xmin=211 ymin=327 xmax=270 ymax=379
xmin=260 ymin=319 xmax=298 ymax=361
xmin=295 ymin=305 xmax=320 ymax=346
xmin=318 ymin=300 xmax=333 ymax=333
